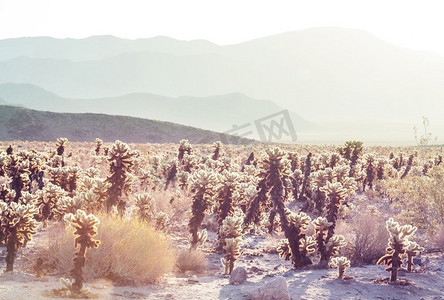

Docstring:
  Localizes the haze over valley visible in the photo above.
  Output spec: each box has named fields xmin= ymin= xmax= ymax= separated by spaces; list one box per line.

xmin=1 ymin=27 xmax=443 ymax=144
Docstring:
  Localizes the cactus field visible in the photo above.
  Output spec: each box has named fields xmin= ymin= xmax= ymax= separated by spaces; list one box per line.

xmin=0 ymin=139 xmax=443 ymax=299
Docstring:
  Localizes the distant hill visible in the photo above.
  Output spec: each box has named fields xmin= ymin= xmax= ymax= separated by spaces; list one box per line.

xmin=0 ymin=105 xmax=255 ymax=144
xmin=0 ymin=35 xmax=218 ymax=61
xmin=0 ymin=27 xmax=443 ymax=123
xmin=0 ymin=83 xmax=315 ymax=134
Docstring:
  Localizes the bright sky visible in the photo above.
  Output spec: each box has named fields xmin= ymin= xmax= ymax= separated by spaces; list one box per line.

xmin=1 ymin=0 xmax=444 ymax=55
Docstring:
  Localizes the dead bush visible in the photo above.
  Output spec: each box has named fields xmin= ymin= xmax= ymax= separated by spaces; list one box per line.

xmin=176 ymin=249 xmax=207 ymax=274
xmin=336 ymin=212 xmax=389 ymax=265
xmin=33 ymin=213 xmax=176 ymax=284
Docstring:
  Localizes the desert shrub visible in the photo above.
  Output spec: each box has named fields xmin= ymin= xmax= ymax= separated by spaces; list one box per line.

xmin=34 ymin=213 xmax=175 ymax=284
xmin=335 ymin=212 xmax=388 ymax=265
xmin=176 ymin=249 xmax=208 ymax=274
xmin=434 ymin=224 xmax=444 ymax=250
xmin=378 ymin=165 xmax=444 ymax=234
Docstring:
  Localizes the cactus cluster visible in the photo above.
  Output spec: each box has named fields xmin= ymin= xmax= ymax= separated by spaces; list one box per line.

xmin=377 ymin=218 xmax=423 ymax=282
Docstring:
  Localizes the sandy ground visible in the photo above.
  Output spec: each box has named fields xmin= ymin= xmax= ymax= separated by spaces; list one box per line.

xmin=1 ymin=233 xmax=444 ymax=300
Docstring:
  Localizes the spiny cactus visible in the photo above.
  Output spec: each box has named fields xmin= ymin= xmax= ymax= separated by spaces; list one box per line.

xmin=212 ymin=141 xmax=223 ymax=161
xmin=337 ymin=141 xmax=363 ymax=177
xmin=313 ymin=217 xmax=333 ymax=263
xmin=134 ymin=193 xmax=156 ymax=222
xmin=310 ymin=170 xmax=329 ymax=212
xmin=241 ymin=151 xmax=256 ymax=172
xmin=164 ymin=162 xmax=177 ymax=190
xmin=56 ymin=138 xmax=68 ymax=156
xmin=189 ymin=169 xmax=219 ymax=248
xmin=6 ymin=145 xmax=13 ymax=155
xmin=329 ymin=256 xmax=351 ymax=278
xmin=178 ymin=139 xmax=192 ymax=161
xmin=56 ymin=138 xmax=68 ymax=167
xmin=154 ymin=211 xmax=169 ymax=231
xmin=377 ymin=218 xmax=418 ymax=282
xmin=363 ymin=154 xmax=376 ymax=191
xmin=221 ymin=237 xmax=242 ymax=275
xmin=325 ymin=235 xmax=347 ymax=259
xmin=320 ymin=182 xmax=347 ymax=243
xmin=298 ymin=153 xmax=312 ymax=203
xmin=280 ymin=208 xmax=313 ymax=268
xmin=216 ymin=171 xmax=239 ymax=250
xmin=94 ymin=138 xmax=103 ymax=156
xmin=63 ymin=210 xmax=100 ymax=294
xmin=53 ymin=196 xmax=86 ymax=219
xmin=4 ymin=155 xmax=30 ymax=203
xmin=405 ymin=241 xmax=424 ymax=272
xmin=105 ymin=140 xmax=136 ymax=214
xmin=36 ymin=182 xmax=68 ymax=226
xmin=0 ymin=202 xmax=40 ymax=271
xmin=245 ymin=148 xmax=312 ymax=268
xmin=220 ymin=215 xmax=243 ymax=274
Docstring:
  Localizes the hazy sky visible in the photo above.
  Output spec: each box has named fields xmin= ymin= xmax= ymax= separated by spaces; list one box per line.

xmin=1 ymin=0 xmax=444 ymax=55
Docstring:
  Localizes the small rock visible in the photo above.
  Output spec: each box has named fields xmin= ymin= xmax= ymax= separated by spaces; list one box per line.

xmin=250 ymin=266 xmax=263 ymax=273
xmin=246 ymin=276 xmax=290 ymax=300
xmin=230 ymin=267 xmax=247 ymax=285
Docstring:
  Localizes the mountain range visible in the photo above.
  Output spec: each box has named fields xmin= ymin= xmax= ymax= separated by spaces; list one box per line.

xmin=0 ymin=105 xmax=254 ymax=144
xmin=0 ymin=83 xmax=314 ymax=137
xmin=0 ymin=27 xmax=443 ymax=144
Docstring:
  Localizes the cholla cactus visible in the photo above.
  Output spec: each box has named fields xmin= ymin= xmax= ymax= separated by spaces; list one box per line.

xmin=325 ymin=235 xmax=347 ymax=259
xmin=189 ymin=169 xmax=219 ymax=248
xmin=313 ymin=217 xmax=333 ymax=263
xmin=19 ymin=191 xmax=38 ymax=205
xmin=405 ymin=241 xmax=424 ymax=272
xmin=216 ymin=171 xmax=239 ymax=250
xmin=134 ymin=193 xmax=156 ymax=222
xmin=337 ymin=141 xmax=363 ymax=177
xmin=320 ymin=182 xmax=347 ymax=242
xmin=241 ymin=152 xmax=256 ymax=172
xmin=377 ymin=218 xmax=417 ymax=282
xmin=94 ymin=138 xmax=103 ymax=156
xmin=177 ymin=171 xmax=189 ymax=190
xmin=36 ymin=182 xmax=68 ymax=226
xmin=195 ymin=229 xmax=208 ymax=249
xmin=298 ymin=153 xmax=312 ymax=203
xmin=53 ymin=196 xmax=86 ymax=219
xmin=245 ymin=148 xmax=312 ymax=268
xmin=221 ymin=237 xmax=242 ymax=275
xmin=63 ymin=210 xmax=100 ymax=294
xmin=105 ymin=140 xmax=136 ymax=214
xmin=83 ymin=167 xmax=100 ymax=179
xmin=363 ymin=154 xmax=376 ymax=191
xmin=212 ymin=141 xmax=223 ymax=160
xmin=4 ymin=155 xmax=30 ymax=203
xmin=56 ymin=138 xmax=68 ymax=167
xmin=56 ymin=138 xmax=68 ymax=156
xmin=277 ymin=239 xmax=292 ymax=260
xmin=0 ymin=202 xmax=40 ymax=271
xmin=281 ymin=209 xmax=313 ymax=268
xmin=220 ymin=215 xmax=243 ymax=274
xmin=164 ymin=162 xmax=177 ymax=190
xmin=329 ymin=256 xmax=351 ymax=278
xmin=299 ymin=235 xmax=316 ymax=257
xmin=178 ymin=139 xmax=192 ymax=161
xmin=278 ymin=234 xmax=316 ymax=262
xmin=155 ymin=211 xmax=169 ymax=231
